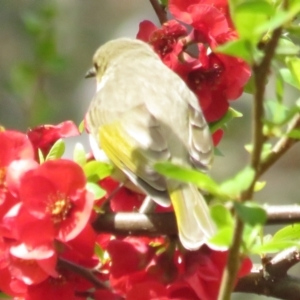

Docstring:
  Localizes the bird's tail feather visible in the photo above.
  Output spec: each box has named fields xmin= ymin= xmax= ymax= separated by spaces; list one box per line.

xmin=168 ymin=183 xmax=216 ymax=250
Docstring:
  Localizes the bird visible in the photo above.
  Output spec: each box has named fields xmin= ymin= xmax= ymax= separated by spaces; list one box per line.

xmin=85 ymin=38 xmax=216 ymax=250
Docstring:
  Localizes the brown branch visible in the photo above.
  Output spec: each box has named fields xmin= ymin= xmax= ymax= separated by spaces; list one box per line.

xmin=235 ymin=248 xmax=300 ymax=299
xmin=57 ymin=257 xmax=109 ymax=290
xmin=92 ymin=212 xmax=177 ymax=235
xmin=260 ymin=114 xmax=300 ymax=175
xmin=149 ymin=0 xmax=168 ymax=25
xmin=92 ymin=205 xmax=300 ymax=235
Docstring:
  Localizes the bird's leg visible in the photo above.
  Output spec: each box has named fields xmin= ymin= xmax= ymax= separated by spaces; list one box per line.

xmin=139 ymin=196 xmax=156 ymax=213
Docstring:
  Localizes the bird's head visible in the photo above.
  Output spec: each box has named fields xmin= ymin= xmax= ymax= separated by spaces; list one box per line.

xmin=85 ymin=38 xmax=156 ymax=81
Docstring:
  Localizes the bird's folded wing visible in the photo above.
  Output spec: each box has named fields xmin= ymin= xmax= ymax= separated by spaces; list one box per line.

xmin=98 ymin=104 xmax=171 ymax=206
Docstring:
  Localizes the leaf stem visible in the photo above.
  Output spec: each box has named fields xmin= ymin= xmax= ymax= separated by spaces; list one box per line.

xmin=149 ymin=0 xmax=168 ymax=25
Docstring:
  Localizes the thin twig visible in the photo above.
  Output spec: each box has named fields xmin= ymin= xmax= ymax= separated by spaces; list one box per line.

xmin=149 ymin=0 xmax=168 ymax=25
xmin=57 ymin=258 xmax=109 ymax=290
xmin=260 ymin=114 xmax=300 ymax=175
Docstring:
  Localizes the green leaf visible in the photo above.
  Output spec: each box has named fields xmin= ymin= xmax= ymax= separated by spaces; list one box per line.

xmin=159 ymin=0 xmax=168 ymax=6
xmin=272 ymin=224 xmax=300 ymax=242
xmin=38 ymin=149 xmax=45 ymax=164
xmin=245 ymin=143 xmax=272 ymax=160
xmin=219 ymin=167 xmax=255 ymax=199
xmin=209 ymin=107 xmax=243 ymax=133
xmin=78 ymin=120 xmax=85 ymax=133
xmin=254 ymin=181 xmax=266 ymax=192
xmin=154 ymin=162 xmax=223 ymax=197
xmin=243 ymin=75 xmax=255 ymax=94
xmin=287 ymin=129 xmax=300 ymax=139
xmin=286 ymin=56 xmax=300 ymax=88
xmin=276 ymin=38 xmax=300 ymax=56
xmin=275 ymin=72 xmax=284 ymax=103
xmin=83 ymin=160 xmax=113 ymax=181
xmin=214 ymin=147 xmax=224 ymax=157
xmin=210 ymin=204 xmax=233 ymax=229
xmin=215 ymin=39 xmax=253 ymax=63
xmin=243 ymin=225 xmax=262 ymax=251
xmin=279 ymin=68 xmax=300 ymax=89
xmin=233 ymin=0 xmax=274 ymax=41
xmin=208 ymin=227 xmax=233 ymax=249
xmin=94 ymin=243 xmax=105 ymax=260
xmin=45 ymin=139 xmax=65 ymax=160
xmin=234 ymin=202 xmax=267 ymax=226
xmin=86 ymin=182 xmax=106 ymax=200
xmin=73 ymin=143 xmax=86 ymax=166
xmin=264 ymin=100 xmax=289 ymax=125
xmin=251 ymin=240 xmax=299 ymax=254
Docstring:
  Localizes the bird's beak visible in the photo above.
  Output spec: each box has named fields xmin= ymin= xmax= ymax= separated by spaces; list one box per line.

xmin=85 ymin=67 xmax=96 ymax=78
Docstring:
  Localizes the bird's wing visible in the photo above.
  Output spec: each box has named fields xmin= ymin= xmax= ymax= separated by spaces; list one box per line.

xmin=188 ymin=103 xmax=214 ymax=171
xmin=97 ymin=103 xmax=171 ymax=206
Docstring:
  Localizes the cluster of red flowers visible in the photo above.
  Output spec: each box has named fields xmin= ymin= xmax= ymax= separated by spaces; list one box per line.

xmin=137 ymin=0 xmax=251 ymax=144
xmin=0 ymin=122 xmax=252 ymax=300
xmin=0 ymin=123 xmax=100 ymax=299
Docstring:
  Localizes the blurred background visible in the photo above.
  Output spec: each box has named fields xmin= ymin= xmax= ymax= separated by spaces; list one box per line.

xmin=0 ymin=1 xmax=299 ymax=299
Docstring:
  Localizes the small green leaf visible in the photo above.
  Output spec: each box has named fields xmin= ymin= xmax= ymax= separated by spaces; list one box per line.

xmin=159 ymin=0 xmax=168 ymax=6
xmin=243 ymin=225 xmax=262 ymax=251
xmin=233 ymin=0 xmax=274 ymax=41
xmin=86 ymin=182 xmax=106 ymax=200
xmin=154 ymin=162 xmax=222 ymax=197
xmin=245 ymin=143 xmax=272 ymax=160
xmin=272 ymin=224 xmax=300 ymax=242
xmin=214 ymin=147 xmax=224 ymax=156
xmin=210 ymin=204 xmax=233 ymax=229
xmin=73 ymin=143 xmax=86 ymax=166
xmin=215 ymin=39 xmax=253 ymax=63
xmin=264 ymin=100 xmax=289 ymax=125
xmin=78 ymin=120 xmax=85 ymax=133
xmin=275 ymin=73 xmax=284 ymax=102
xmin=83 ymin=160 xmax=113 ymax=181
xmin=219 ymin=167 xmax=255 ymax=199
xmin=38 ymin=149 xmax=45 ymax=164
xmin=286 ymin=56 xmax=300 ymax=88
xmin=254 ymin=181 xmax=266 ymax=192
xmin=208 ymin=227 xmax=233 ymax=249
xmin=276 ymin=38 xmax=300 ymax=56
xmin=251 ymin=240 xmax=299 ymax=254
xmin=209 ymin=107 xmax=243 ymax=133
xmin=287 ymin=129 xmax=300 ymax=139
xmin=94 ymin=243 xmax=106 ymax=260
xmin=45 ymin=139 xmax=65 ymax=160
xmin=279 ymin=68 xmax=300 ymax=89
xmin=234 ymin=202 xmax=267 ymax=226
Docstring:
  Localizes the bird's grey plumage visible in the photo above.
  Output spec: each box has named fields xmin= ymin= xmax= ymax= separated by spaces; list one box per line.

xmin=85 ymin=38 xmax=215 ymax=249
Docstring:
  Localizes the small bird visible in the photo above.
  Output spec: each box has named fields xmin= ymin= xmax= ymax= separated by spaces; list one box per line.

xmin=85 ymin=38 xmax=216 ymax=250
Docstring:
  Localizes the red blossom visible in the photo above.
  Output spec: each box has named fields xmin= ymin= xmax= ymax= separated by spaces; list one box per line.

xmin=27 ymin=121 xmax=79 ymax=159
xmin=183 ymin=248 xmax=252 ymax=300
xmin=18 ymin=159 xmax=94 ymax=242
xmin=137 ymin=0 xmax=251 ymax=128
xmin=99 ymin=177 xmax=144 ymax=212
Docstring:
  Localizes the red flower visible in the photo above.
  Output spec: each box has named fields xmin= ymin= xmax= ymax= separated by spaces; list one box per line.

xmin=0 ymin=131 xmax=35 ymax=230
xmin=18 ymin=159 xmax=94 ymax=242
xmin=137 ymin=0 xmax=251 ymax=126
xmin=183 ymin=248 xmax=252 ymax=300
xmin=99 ymin=177 xmax=144 ymax=212
xmin=27 ymin=121 xmax=79 ymax=159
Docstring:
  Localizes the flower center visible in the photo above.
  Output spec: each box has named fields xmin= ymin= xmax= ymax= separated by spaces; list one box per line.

xmin=49 ymin=193 xmax=72 ymax=224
